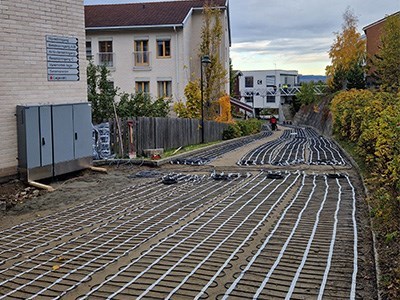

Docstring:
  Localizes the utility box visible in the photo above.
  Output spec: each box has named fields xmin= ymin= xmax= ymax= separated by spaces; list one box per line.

xmin=16 ymin=103 xmax=92 ymax=181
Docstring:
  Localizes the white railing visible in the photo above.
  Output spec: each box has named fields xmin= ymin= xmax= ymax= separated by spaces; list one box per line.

xmin=242 ymin=85 xmax=327 ymax=97
xmin=98 ymin=52 xmax=115 ymax=67
xmin=133 ymin=51 xmax=151 ymax=69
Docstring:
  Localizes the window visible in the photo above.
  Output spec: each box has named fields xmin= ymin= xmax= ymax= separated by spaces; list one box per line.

xmin=157 ymin=39 xmax=171 ymax=58
xmin=245 ymin=96 xmax=253 ymax=103
xmin=266 ymin=96 xmax=275 ymax=103
xmin=135 ymin=81 xmax=149 ymax=93
xmin=134 ymin=40 xmax=149 ymax=66
xmin=86 ymin=41 xmax=92 ymax=60
xmin=98 ymin=40 xmax=113 ymax=67
xmin=158 ymin=81 xmax=172 ymax=98
xmin=245 ymin=76 xmax=254 ymax=88
xmin=266 ymin=75 xmax=275 ymax=87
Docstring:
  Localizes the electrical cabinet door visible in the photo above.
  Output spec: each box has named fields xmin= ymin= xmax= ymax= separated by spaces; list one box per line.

xmin=52 ymin=105 xmax=74 ymax=163
xmin=73 ymin=103 xmax=92 ymax=159
xmin=20 ymin=106 xmax=41 ymax=169
xmin=39 ymin=106 xmax=53 ymax=166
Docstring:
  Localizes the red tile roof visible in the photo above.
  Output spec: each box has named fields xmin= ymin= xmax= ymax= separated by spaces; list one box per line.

xmin=85 ymin=0 xmax=227 ymax=29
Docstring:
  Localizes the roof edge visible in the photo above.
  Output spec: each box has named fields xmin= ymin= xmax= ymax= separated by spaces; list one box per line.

xmin=363 ymin=11 xmax=400 ymax=32
xmin=86 ymin=24 xmax=184 ymax=31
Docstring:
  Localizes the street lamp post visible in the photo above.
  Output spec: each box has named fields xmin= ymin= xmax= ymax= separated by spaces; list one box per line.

xmin=200 ymin=55 xmax=211 ymax=144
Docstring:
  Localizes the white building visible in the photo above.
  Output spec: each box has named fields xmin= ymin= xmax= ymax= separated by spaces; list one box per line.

xmin=238 ymin=70 xmax=299 ymax=121
xmin=85 ymin=0 xmax=231 ymax=105
xmin=0 ymin=0 xmax=88 ymax=180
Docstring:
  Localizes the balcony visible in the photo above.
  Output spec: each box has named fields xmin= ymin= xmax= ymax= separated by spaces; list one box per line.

xmin=97 ymin=52 xmax=115 ymax=68
xmin=133 ymin=51 xmax=151 ymax=70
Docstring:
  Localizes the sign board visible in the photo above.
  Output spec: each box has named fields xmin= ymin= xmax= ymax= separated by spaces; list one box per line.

xmin=46 ymin=35 xmax=79 ymax=81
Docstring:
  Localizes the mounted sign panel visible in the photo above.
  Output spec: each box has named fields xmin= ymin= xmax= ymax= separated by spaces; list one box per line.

xmin=46 ymin=35 xmax=80 ymax=81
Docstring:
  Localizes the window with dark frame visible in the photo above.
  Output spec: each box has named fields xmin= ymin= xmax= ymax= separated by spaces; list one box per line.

xmin=157 ymin=40 xmax=171 ymax=58
xmin=157 ymin=81 xmax=172 ymax=98
xmin=135 ymin=40 xmax=149 ymax=65
xmin=86 ymin=41 xmax=92 ymax=60
xmin=98 ymin=40 xmax=113 ymax=66
xmin=245 ymin=76 xmax=254 ymax=88
xmin=135 ymin=81 xmax=150 ymax=93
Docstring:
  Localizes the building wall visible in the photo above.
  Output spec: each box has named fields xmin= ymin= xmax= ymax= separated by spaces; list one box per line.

xmin=238 ymin=70 xmax=298 ymax=119
xmin=87 ymin=28 xmax=186 ymax=102
xmin=86 ymin=6 xmax=230 ymax=106
xmin=0 ymin=0 xmax=87 ymax=178
xmin=364 ymin=20 xmax=385 ymax=80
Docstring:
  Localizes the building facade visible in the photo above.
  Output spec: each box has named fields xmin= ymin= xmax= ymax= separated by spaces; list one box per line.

xmin=238 ymin=70 xmax=299 ymax=120
xmin=363 ymin=11 xmax=400 ymax=85
xmin=85 ymin=0 xmax=230 ymax=106
xmin=0 ymin=0 xmax=88 ymax=179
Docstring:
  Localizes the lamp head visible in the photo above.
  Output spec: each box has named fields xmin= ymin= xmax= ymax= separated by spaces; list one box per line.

xmin=201 ymin=55 xmax=211 ymax=64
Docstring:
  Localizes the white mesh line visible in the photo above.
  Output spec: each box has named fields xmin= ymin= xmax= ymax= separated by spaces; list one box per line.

xmin=253 ymin=175 xmax=319 ymax=299
xmin=141 ymin=173 xmax=297 ymax=299
xmin=0 ymin=177 xmax=222 ymax=298
xmin=84 ymin=172 xmax=264 ymax=299
xmin=317 ymin=178 xmax=343 ymax=299
xmin=193 ymin=172 xmax=302 ymax=300
xmin=222 ymin=173 xmax=307 ymax=299
xmin=285 ymin=175 xmax=330 ymax=299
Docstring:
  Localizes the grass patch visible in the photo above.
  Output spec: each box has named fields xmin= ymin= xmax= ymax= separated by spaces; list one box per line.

xmin=163 ymin=141 xmax=221 ymax=158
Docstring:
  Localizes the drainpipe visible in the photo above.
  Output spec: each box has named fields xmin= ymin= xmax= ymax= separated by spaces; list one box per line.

xmin=174 ymin=26 xmax=180 ymax=102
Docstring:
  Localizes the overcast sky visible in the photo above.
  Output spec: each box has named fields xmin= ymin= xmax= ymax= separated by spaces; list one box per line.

xmin=84 ymin=0 xmax=400 ymax=75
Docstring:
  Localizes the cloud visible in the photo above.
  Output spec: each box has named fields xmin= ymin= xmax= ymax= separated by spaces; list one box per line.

xmin=84 ymin=0 xmax=399 ymax=74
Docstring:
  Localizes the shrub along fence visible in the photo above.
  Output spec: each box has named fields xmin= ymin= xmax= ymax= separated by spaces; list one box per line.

xmin=109 ymin=117 xmax=229 ymax=157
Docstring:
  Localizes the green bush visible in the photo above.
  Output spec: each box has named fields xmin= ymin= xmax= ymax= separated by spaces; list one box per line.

xmin=237 ymin=119 xmax=263 ymax=136
xmin=222 ymin=119 xmax=263 ymax=140
xmin=332 ymin=89 xmax=400 ymax=298
xmin=222 ymin=123 xmax=242 ymax=140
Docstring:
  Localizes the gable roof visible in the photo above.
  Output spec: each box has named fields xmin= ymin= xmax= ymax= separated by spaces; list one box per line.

xmin=85 ymin=0 xmax=227 ymax=30
xmin=363 ymin=11 xmax=400 ymax=32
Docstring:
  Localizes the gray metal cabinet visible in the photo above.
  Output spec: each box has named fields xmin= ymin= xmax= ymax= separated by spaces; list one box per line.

xmin=17 ymin=103 xmax=92 ymax=181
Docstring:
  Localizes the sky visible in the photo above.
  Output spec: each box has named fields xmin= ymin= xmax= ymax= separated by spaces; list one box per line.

xmin=84 ymin=0 xmax=400 ymax=75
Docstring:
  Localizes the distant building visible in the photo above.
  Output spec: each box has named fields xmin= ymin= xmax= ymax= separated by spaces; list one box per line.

xmin=85 ymin=0 xmax=231 ymax=105
xmin=237 ymin=70 xmax=299 ymax=121
xmin=363 ymin=11 xmax=400 ymax=85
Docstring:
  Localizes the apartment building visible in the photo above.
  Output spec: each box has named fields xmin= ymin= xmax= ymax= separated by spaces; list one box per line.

xmin=85 ymin=0 xmax=231 ymax=104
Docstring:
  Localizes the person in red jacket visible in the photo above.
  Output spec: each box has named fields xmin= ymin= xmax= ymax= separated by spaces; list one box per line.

xmin=270 ymin=116 xmax=277 ymax=131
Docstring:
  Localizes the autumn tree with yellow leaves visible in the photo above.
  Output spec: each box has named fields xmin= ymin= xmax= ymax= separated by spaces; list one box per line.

xmin=174 ymin=1 xmax=230 ymax=122
xmin=326 ymin=8 xmax=366 ymax=91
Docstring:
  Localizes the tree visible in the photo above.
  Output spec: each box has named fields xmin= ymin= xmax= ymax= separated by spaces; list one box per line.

xmin=326 ymin=8 xmax=366 ymax=91
xmin=174 ymin=2 xmax=228 ymax=121
xmin=87 ymin=61 xmax=118 ymax=124
xmin=117 ymin=92 xmax=171 ymax=118
xmin=372 ymin=14 xmax=400 ymax=93
xmin=215 ymin=94 xmax=233 ymax=123
xmin=173 ymin=79 xmax=201 ymax=118
xmin=199 ymin=1 xmax=228 ymax=120
xmin=295 ymin=82 xmax=319 ymax=106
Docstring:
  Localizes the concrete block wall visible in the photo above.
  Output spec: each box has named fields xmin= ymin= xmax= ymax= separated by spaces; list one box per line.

xmin=0 ymin=0 xmax=87 ymax=179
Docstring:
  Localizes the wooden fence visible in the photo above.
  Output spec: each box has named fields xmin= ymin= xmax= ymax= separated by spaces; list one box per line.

xmin=109 ymin=117 xmax=229 ymax=157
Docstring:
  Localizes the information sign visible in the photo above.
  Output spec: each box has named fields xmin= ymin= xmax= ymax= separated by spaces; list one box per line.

xmin=46 ymin=35 xmax=79 ymax=81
